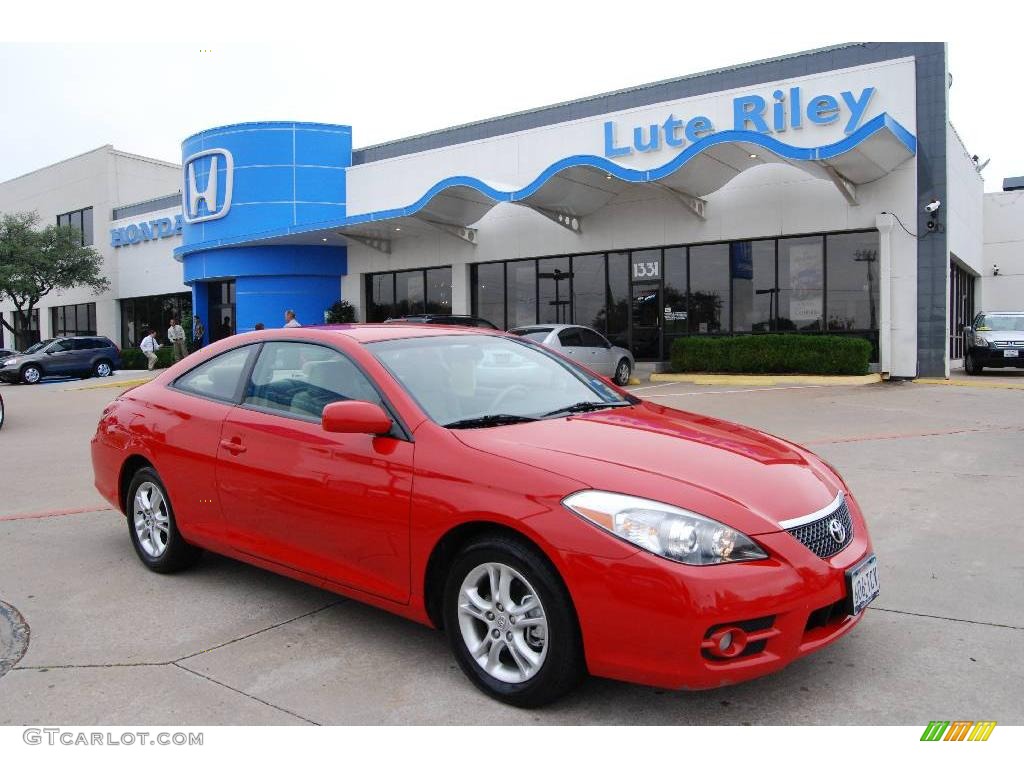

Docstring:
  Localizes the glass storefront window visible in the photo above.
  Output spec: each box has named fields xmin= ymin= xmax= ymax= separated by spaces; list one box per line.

xmin=13 ymin=308 xmax=40 ymax=349
xmin=605 ymin=252 xmax=630 ymax=348
xmin=688 ymin=243 xmax=729 ymax=333
xmin=663 ymin=247 xmax=687 ymax=336
xmin=365 ymin=267 xmax=452 ymax=321
xmin=425 ymin=267 xmax=452 ymax=314
xmin=51 ymin=302 xmax=97 ymax=337
xmin=778 ymin=236 xmax=824 ymax=331
xmin=731 ymin=240 xmax=776 ymax=333
xmin=827 ymin=232 xmax=879 ymax=331
xmin=120 ymin=293 xmax=192 ymax=349
xmin=538 ymin=257 xmax=571 ymax=324
xmin=367 ymin=273 xmax=395 ymax=322
xmin=395 ymin=271 xmax=425 ymax=316
xmin=507 ymin=260 xmax=537 ymax=329
xmin=571 ymin=254 xmax=606 ymax=333
xmin=473 ymin=262 xmax=506 ymax=329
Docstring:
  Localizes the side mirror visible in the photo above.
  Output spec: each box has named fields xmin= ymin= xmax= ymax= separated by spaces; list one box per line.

xmin=322 ymin=400 xmax=393 ymax=436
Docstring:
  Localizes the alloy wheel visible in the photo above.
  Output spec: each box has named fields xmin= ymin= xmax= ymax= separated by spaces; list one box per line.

xmin=457 ymin=562 xmax=549 ymax=684
xmin=133 ymin=482 xmax=170 ymax=558
xmin=95 ymin=362 xmax=112 ymax=377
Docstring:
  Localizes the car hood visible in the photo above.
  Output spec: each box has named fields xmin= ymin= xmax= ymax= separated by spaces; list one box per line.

xmin=979 ymin=330 xmax=1024 ymax=342
xmin=453 ymin=402 xmax=842 ymax=535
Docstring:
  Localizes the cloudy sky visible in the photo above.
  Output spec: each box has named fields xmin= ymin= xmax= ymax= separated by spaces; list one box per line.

xmin=1 ymin=3 xmax=1018 ymax=191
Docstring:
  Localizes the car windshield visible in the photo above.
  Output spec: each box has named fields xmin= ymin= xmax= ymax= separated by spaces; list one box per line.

xmin=508 ymin=327 xmax=553 ymax=342
xmin=980 ymin=315 xmax=1024 ymax=332
xmin=368 ymin=334 xmax=632 ymax=427
xmin=24 ymin=339 xmax=54 ymax=354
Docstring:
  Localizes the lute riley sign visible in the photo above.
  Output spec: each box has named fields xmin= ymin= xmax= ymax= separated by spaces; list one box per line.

xmin=110 ymin=215 xmax=184 ymax=248
xmin=603 ymin=85 xmax=877 ymax=158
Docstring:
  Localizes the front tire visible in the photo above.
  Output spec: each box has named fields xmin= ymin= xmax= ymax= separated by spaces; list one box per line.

xmin=94 ymin=359 xmax=113 ymax=378
xmin=964 ymin=352 xmax=981 ymax=375
xmin=126 ymin=466 xmax=201 ymax=573
xmin=443 ymin=535 xmax=584 ymax=707
xmin=21 ymin=365 xmax=41 ymax=385
xmin=613 ymin=358 xmax=632 ymax=386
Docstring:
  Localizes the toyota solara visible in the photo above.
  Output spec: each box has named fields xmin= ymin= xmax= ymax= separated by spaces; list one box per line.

xmin=91 ymin=325 xmax=878 ymax=707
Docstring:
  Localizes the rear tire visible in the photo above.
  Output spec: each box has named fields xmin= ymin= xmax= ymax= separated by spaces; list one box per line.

xmin=20 ymin=365 xmax=41 ymax=385
xmin=126 ymin=466 xmax=201 ymax=573
xmin=443 ymin=535 xmax=585 ymax=708
xmin=613 ymin=358 xmax=632 ymax=386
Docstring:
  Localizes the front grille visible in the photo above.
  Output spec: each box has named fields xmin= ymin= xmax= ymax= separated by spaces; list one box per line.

xmin=785 ymin=496 xmax=854 ymax=559
xmin=993 ymin=340 xmax=1024 ymax=348
xmin=805 ymin=598 xmax=848 ymax=632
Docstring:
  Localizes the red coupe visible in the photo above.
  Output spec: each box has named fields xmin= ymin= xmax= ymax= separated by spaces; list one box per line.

xmin=91 ymin=325 xmax=878 ymax=707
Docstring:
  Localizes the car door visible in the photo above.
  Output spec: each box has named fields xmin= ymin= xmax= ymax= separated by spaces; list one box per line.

xmin=578 ymin=328 xmax=615 ymax=375
xmin=555 ymin=328 xmax=586 ymax=363
xmin=43 ymin=339 xmax=77 ymax=375
xmin=216 ymin=340 xmax=415 ymax=603
xmin=159 ymin=344 xmax=259 ymax=545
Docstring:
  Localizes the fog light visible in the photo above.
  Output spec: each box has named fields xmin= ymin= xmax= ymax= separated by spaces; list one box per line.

xmin=718 ymin=631 xmax=734 ymax=653
xmin=704 ymin=626 xmax=749 ymax=659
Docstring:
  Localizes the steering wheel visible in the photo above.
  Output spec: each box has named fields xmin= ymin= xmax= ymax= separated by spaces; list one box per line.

xmin=488 ymin=384 xmax=532 ymax=412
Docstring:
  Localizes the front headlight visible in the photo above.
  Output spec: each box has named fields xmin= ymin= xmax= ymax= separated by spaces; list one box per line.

xmin=1 ymin=357 xmax=18 ymax=367
xmin=562 ymin=490 xmax=767 ymax=565
xmin=974 ymin=336 xmax=989 ymax=347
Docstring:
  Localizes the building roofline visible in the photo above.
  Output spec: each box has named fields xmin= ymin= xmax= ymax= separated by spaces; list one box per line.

xmin=0 ymin=144 xmax=113 ymax=185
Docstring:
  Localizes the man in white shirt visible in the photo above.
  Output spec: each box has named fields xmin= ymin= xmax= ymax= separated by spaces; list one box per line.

xmin=283 ymin=310 xmax=302 ymax=328
xmin=167 ymin=318 xmax=187 ymax=362
xmin=140 ymin=330 xmax=161 ymax=370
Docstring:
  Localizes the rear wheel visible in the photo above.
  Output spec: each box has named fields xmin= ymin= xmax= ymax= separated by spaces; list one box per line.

xmin=443 ymin=535 xmax=584 ymax=707
xmin=126 ymin=466 xmax=201 ymax=573
xmin=613 ymin=358 xmax=632 ymax=386
xmin=20 ymin=365 xmax=41 ymax=385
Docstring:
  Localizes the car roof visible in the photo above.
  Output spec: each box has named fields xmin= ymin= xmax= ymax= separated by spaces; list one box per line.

xmin=272 ymin=323 xmax=503 ymax=343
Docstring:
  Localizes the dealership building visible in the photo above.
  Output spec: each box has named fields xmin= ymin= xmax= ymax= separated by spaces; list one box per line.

xmin=2 ymin=42 xmax=1022 ymax=377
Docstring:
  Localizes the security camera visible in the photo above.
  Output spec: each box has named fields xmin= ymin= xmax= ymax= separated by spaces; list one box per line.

xmin=993 ymin=264 xmax=1000 ymax=276
xmin=924 ymin=200 xmax=941 ymax=213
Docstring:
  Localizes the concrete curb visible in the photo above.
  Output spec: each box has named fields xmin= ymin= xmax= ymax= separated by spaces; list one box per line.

xmin=913 ymin=377 xmax=1024 ymax=390
xmin=649 ymin=373 xmax=882 ymax=387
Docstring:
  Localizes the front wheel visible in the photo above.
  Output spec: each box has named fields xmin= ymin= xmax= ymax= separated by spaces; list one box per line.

xmin=126 ymin=466 xmax=201 ymax=573
xmin=964 ymin=352 xmax=981 ymax=375
xmin=443 ymin=535 xmax=584 ymax=707
xmin=21 ymin=365 xmax=41 ymax=385
xmin=94 ymin=359 xmax=113 ymax=378
xmin=613 ymin=358 xmax=632 ymax=386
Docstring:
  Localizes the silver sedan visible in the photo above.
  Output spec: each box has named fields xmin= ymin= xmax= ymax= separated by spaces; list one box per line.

xmin=509 ymin=324 xmax=634 ymax=385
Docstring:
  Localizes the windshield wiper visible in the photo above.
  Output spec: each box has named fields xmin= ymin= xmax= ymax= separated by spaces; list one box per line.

xmin=542 ymin=401 xmax=631 ymax=418
xmin=444 ymin=414 xmax=539 ymax=429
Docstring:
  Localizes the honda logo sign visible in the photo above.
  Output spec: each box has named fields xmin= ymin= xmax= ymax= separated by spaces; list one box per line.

xmin=182 ymin=148 xmax=234 ymax=223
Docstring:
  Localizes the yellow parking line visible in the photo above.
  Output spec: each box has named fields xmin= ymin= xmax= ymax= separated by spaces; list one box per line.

xmin=913 ymin=377 xmax=1024 ymax=390
xmin=69 ymin=378 xmax=153 ymax=391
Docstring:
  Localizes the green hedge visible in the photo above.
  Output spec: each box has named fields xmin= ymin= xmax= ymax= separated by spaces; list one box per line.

xmin=670 ymin=335 xmax=872 ymax=375
xmin=121 ymin=346 xmax=178 ymax=370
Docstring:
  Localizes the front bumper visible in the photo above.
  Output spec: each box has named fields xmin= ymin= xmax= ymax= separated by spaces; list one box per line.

xmin=562 ymin=494 xmax=874 ymax=690
xmin=971 ymin=347 xmax=1024 ymax=367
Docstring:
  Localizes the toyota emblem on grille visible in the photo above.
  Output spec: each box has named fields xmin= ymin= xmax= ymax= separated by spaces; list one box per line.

xmin=828 ymin=519 xmax=846 ymax=544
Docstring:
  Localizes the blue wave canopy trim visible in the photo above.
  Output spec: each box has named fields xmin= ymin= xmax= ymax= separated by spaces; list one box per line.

xmin=344 ymin=113 xmax=916 ymax=225
xmin=176 ymin=113 xmax=916 ymax=256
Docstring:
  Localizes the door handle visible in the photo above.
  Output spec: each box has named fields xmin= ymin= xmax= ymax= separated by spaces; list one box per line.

xmin=219 ymin=438 xmax=247 ymax=455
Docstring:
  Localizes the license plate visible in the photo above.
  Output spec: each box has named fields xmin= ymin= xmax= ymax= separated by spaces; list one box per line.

xmin=1004 ymin=349 xmax=1019 ymax=358
xmin=846 ymin=554 xmax=879 ymax=616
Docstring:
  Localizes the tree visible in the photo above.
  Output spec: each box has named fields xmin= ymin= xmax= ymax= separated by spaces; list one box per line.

xmin=0 ymin=211 xmax=110 ymax=348
xmin=325 ymin=299 xmax=356 ymax=323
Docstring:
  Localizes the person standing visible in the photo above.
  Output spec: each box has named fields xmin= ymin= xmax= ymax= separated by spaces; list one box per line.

xmin=283 ymin=310 xmax=301 ymax=328
xmin=140 ymin=329 xmax=161 ymax=371
xmin=192 ymin=315 xmax=205 ymax=351
xmin=168 ymin=318 xmax=187 ymax=362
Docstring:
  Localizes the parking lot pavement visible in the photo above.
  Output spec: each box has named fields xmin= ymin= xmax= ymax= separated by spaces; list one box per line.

xmin=1 ymin=378 xmax=1021 ymax=724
